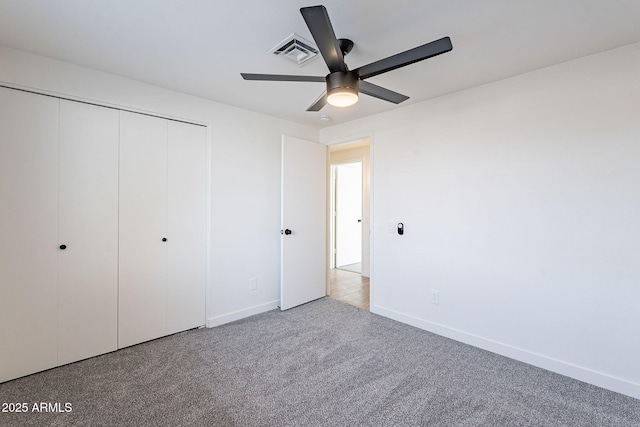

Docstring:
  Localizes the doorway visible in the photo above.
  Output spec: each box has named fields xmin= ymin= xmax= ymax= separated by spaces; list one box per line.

xmin=328 ymin=138 xmax=370 ymax=310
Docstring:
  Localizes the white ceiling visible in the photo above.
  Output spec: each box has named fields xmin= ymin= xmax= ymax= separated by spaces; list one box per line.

xmin=1 ymin=0 xmax=639 ymax=129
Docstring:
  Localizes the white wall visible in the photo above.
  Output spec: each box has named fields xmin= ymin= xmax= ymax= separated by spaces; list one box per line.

xmin=321 ymin=42 xmax=640 ymax=399
xmin=0 ymin=45 xmax=318 ymax=327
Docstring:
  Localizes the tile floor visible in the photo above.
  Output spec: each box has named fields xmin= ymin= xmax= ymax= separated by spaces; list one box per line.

xmin=329 ymin=268 xmax=370 ymax=310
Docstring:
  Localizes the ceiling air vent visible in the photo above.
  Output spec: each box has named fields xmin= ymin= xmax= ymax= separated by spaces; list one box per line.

xmin=269 ymin=33 xmax=319 ymax=66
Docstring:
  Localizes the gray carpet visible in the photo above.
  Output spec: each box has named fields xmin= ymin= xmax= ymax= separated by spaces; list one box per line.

xmin=1 ymin=298 xmax=639 ymax=426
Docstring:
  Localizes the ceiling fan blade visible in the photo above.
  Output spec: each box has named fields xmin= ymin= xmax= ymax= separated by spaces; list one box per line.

xmin=354 ymin=37 xmax=452 ymax=80
xmin=359 ymin=81 xmax=409 ymax=104
xmin=241 ymin=73 xmax=325 ymax=82
xmin=306 ymin=92 xmax=328 ymax=112
xmin=300 ymin=6 xmax=347 ymax=73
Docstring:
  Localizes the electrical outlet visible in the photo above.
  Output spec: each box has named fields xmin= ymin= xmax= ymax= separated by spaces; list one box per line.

xmin=249 ymin=278 xmax=257 ymax=290
xmin=431 ymin=290 xmax=440 ymax=305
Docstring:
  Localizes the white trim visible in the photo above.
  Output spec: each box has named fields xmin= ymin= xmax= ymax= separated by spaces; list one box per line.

xmin=0 ymin=81 xmax=208 ymax=127
xmin=323 ymin=132 xmax=373 ymax=148
xmin=204 ymin=126 xmax=212 ymax=331
xmin=206 ymin=300 xmax=280 ymax=328
xmin=371 ymin=304 xmax=640 ymax=400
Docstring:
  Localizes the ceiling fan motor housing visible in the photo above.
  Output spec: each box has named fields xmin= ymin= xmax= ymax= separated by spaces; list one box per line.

xmin=326 ymin=71 xmax=359 ymax=107
xmin=327 ymin=71 xmax=359 ymax=99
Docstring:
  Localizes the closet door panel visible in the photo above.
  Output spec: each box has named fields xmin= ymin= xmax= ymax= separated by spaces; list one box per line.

xmin=0 ymin=88 xmax=59 ymax=382
xmin=167 ymin=121 xmax=207 ymax=334
xmin=58 ymin=100 xmax=119 ymax=365
xmin=119 ymin=111 xmax=168 ymax=348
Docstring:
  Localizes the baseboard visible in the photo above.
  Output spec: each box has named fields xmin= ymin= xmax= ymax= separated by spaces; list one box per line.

xmin=371 ymin=304 xmax=640 ymax=400
xmin=206 ymin=300 xmax=280 ymax=328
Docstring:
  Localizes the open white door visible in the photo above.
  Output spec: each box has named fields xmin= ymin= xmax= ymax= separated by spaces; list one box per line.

xmin=335 ymin=162 xmax=362 ymax=268
xmin=280 ymin=135 xmax=327 ymax=310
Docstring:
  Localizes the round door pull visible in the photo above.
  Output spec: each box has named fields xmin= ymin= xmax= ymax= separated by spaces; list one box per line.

xmin=162 ymin=238 xmax=167 ymax=242
xmin=59 ymin=244 xmax=67 ymax=250
xmin=284 ymin=229 xmax=292 ymax=235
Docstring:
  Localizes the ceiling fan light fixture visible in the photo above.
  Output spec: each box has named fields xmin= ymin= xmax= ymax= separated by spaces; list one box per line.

xmin=326 ymin=71 xmax=359 ymax=107
xmin=327 ymin=87 xmax=358 ymax=107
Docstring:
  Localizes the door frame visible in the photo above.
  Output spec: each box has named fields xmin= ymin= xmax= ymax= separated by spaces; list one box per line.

xmin=325 ymin=134 xmax=374 ymax=305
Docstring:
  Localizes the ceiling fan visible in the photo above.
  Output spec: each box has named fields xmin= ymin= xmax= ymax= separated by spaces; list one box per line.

xmin=241 ymin=5 xmax=453 ymax=111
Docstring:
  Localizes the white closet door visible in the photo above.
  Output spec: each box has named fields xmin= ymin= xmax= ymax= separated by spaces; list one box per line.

xmin=119 ymin=111 xmax=168 ymax=348
xmin=166 ymin=121 xmax=207 ymax=334
xmin=0 ymin=88 xmax=59 ymax=382
xmin=58 ymin=100 xmax=119 ymax=365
